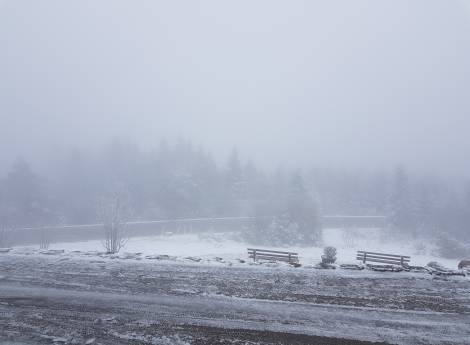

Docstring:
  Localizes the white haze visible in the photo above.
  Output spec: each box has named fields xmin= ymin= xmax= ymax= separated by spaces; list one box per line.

xmin=1 ymin=0 xmax=470 ymax=177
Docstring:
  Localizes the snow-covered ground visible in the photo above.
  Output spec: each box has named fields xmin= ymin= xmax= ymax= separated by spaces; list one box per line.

xmin=38 ymin=228 xmax=460 ymax=269
xmin=2 ymin=229 xmax=469 ymax=345
xmin=1 ymin=248 xmax=469 ymax=345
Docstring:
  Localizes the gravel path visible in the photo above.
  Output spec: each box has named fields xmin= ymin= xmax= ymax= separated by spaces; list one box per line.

xmin=0 ymin=253 xmax=469 ymax=345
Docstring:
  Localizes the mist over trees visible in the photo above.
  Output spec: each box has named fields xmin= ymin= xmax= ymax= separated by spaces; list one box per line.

xmin=243 ymin=172 xmax=322 ymax=246
xmin=0 ymin=138 xmax=469 ymax=247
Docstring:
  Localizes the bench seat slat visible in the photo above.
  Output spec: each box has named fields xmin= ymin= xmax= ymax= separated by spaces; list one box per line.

xmin=249 ymin=255 xmax=299 ymax=261
xmin=356 ymin=255 xmax=403 ymax=260
xmin=356 ymin=258 xmax=408 ymax=265
xmin=356 ymin=257 xmax=409 ymax=264
xmin=356 ymin=254 xmax=410 ymax=262
xmin=357 ymin=251 xmax=410 ymax=259
xmin=360 ymin=258 xmax=409 ymax=265
xmin=247 ymin=248 xmax=299 ymax=263
xmin=248 ymin=251 xmax=298 ymax=257
xmin=250 ymin=256 xmax=295 ymax=262
xmin=357 ymin=250 xmax=411 ymax=267
xmin=248 ymin=254 xmax=298 ymax=259
xmin=247 ymin=248 xmax=298 ymax=255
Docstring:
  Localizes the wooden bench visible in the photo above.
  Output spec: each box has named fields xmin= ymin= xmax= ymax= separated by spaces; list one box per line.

xmin=357 ymin=251 xmax=410 ymax=267
xmin=248 ymin=248 xmax=299 ymax=264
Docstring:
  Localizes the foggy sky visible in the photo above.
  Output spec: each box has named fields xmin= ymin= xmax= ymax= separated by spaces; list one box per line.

xmin=1 ymin=0 xmax=470 ymax=176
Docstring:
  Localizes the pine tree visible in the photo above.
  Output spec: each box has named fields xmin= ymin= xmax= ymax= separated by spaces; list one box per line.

xmin=224 ymin=148 xmax=245 ymax=215
xmin=460 ymin=184 xmax=470 ymax=241
xmin=226 ymin=149 xmax=245 ymax=199
xmin=285 ymin=172 xmax=322 ymax=245
xmin=415 ymin=183 xmax=438 ymax=236
xmin=2 ymin=159 xmax=46 ymax=227
xmin=388 ymin=167 xmax=416 ymax=236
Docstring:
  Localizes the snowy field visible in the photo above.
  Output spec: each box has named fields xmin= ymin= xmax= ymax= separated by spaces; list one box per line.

xmin=1 ymin=229 xmax=469 ymax=345
xmin=37 ymin=228 xmax=460 ymax=269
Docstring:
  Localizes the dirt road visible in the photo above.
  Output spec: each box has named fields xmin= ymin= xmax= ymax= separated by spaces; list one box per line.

xmin=1 ymin=254 xmax=469 ymax=344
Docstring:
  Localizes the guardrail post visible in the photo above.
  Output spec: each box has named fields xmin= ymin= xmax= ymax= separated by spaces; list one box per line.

xmin=253 ymin=249 xmax=256 ymax=262
xmin=363 ymin=252 xmax=367 ymax=264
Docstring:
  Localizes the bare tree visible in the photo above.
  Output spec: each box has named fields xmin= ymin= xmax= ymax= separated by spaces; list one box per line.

xmin=98 ymin=193 xmax=130 ymax=254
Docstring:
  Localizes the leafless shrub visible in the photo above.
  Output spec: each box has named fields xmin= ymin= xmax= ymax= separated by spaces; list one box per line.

xmin=39 ymin=228 xmax=50 ymax=250
xmin=98 ymin=193 xmax=130 ymax=254
xmin=341 ymin=228 xmax=357 ymax=248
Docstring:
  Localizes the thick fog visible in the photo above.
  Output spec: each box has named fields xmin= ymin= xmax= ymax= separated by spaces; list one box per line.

xmin=2 ymin=3 xmax=470 ymax=343
xmin=1 ymin=0 xmax=470 ymax=175
xmin=1 ymin=0 xmax=470 ymax=252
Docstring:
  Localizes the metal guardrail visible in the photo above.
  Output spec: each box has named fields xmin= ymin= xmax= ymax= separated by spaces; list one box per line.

xmin=18 ymin=215 xmax=387 ymax=232
xmin=7 ymin=215 xmax=387 ymax=246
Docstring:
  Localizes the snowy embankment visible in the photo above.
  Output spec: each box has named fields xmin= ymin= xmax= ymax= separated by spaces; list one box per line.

xmin=26 ymin=228 xmax=461 ymax=270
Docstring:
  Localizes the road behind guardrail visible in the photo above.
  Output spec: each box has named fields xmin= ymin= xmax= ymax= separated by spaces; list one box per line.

xmin=6 ymin=215 xmax=387 ymax=246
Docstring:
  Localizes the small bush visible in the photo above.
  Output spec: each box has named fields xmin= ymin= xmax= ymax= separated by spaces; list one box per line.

xmin=322 ymin=246 xmax=337 ymax=264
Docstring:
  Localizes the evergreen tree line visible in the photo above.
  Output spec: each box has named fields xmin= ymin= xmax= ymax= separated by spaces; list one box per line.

xmin=0 ymin=139 xmax=469 ymax=246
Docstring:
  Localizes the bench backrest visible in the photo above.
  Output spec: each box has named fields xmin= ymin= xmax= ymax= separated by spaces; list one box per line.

xmin=247 ymin=248 xmax=299 ymax=263
xmin=357 ymin=251 xmax=410 ymax=266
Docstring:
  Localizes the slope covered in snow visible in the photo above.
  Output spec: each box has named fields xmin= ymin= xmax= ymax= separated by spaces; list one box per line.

xmin=37 ymin=228 xmax=461 ymax=269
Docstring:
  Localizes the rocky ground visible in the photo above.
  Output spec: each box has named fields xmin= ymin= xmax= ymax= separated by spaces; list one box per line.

xmin=0 ymin=252 xmax=469 ymax=345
